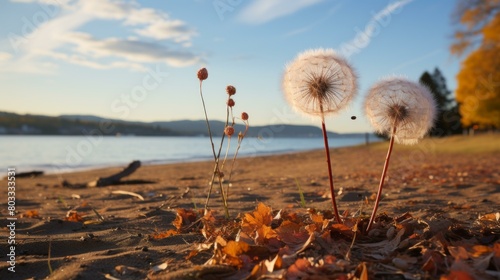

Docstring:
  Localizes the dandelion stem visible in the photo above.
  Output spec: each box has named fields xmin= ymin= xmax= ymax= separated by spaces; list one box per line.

xmin=366 ymin=125 xmax=396 ymax=232
xmin=321 ymin=117 xmax=342 ymax=224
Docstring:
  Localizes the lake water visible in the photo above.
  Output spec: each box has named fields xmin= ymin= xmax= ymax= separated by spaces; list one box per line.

xmin=0 ymin=135 xmax=374 ymax=174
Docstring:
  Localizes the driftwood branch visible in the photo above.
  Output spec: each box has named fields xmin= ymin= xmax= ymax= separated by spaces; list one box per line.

xmin=87 ymin=160 xmax=141 ymax=187
xmin=3 ymin=171 xmax=44 ymax=180
xmin=62 ymin=160 xmax=142 ymax=188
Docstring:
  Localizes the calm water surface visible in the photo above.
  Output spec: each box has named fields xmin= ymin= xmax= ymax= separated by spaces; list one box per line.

xmin=0 ymin=135 xmax=374 ymax=173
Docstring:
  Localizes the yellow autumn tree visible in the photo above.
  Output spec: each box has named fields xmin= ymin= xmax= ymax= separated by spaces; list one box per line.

xmin=452 ymin=0 xmax=500 ymax=128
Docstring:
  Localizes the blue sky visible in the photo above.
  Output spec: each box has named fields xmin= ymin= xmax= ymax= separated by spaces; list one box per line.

xmin=0 ymin=0 xmax=461 ymax=133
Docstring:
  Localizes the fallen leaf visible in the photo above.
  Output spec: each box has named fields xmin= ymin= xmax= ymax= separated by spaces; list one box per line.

xmin=264 ymin=254 xmax=282 ymax=272
xmin=255 ymin=225 xmax=277 ymax=244
xmin=358 ymin=229 xmax=405 ymax=259
xmin=479 ymin=212 xmax=500 ymax=222
xmin=448 ymin=246 xmax=469 ymax=261
xmin=23 ymin=210 xmax=39 ymax=218
xmin=440 ymin=270 xmax=474 ymax=280
xmin=151 ymin=229 xmax=178 ymax=239
xmin=223 ymin=241 xmax=250 ymax=257
xmin=359 ymin=262 xmax=369 ymax=280
xmin=287 ymin=258 xmax=311 ymax=279
xmin=242 ymin=203 xmax=273 ymax=234
xmin=276 ymin=220 xmax=309 ymax=246
xmin=471 ymin=245 xmax=492 ymax=257
xmin=330 ymin=223 xmax=355 ymax=239
xmin=65 ymin=211 xmax=83 ymax=222
xmin=173 ymin=208 xmax=198 ymax=230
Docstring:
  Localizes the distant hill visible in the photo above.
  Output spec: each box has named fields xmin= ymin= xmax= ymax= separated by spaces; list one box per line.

xmin=151 ymin=120 xmax=341 ymax=137
xmin=0 ymin=111 xmax=373 ymax=138
xmin=0 ymin=112 xmax=177 ymax=136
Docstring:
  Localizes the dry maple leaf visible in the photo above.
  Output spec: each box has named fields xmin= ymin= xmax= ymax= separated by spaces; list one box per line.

xmin=287 ymin=258 xmax=312 ymax=279
xmin=275 ymin=220 xmax=309 ymax=246
xmin=173 ymin=208 xmax=198 ymax=230
xmin=223 ymin=240 xmax=250 ymax=257
xmin=471 ymin=245 xmax=492 ymax=258
xmin=150 ymin=229 xmax=179 ymax=239
xmin=479 ymin=212 xmax=500 ymax=222
xmin=310 ymin=211 xmax=324 ymax=226
xmin=330 ymin=223 xmax=355 ymax=239
xmin=440 ymin=270 xmax=475 ymax=280
xmin=449 ymin=246 xmax=469 ymax=261
xmin=241 ymin=203 xmax=277 ymax=244
xmin=65 ymin=211 xmax=83 ymax=222
xmin=23 ymin=209 xmax=39 ymax=218
xmin=242 ymin=203 xmax=273 ymax=232
xmin=249 ymin=254 xmax=284 ymax=279
xmin=255 ymin=225 xmax=277 ymax=245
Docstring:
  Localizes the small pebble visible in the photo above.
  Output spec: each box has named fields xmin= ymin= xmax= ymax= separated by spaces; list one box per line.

xmin=386 ymin=226 xmax=396 ymax=239
xmin=398 ymin=238 xmax=410 ymax=249
xmin=392 ymin=258 xmax=409 ymax=270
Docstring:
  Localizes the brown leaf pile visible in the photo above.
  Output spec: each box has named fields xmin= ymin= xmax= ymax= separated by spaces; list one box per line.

xmin=151 ymin=203 xmax=500 ymax=279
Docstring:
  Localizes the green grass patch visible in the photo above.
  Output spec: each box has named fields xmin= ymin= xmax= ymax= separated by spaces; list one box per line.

xmin=295 ymin=178 xmax=307 ymax=208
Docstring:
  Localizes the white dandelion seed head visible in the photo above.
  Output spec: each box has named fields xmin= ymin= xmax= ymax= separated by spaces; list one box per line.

xmin=282 ymin=48 xmax=358 ymax=118
xmin=364 ymin=77 xmax=437 ymax=145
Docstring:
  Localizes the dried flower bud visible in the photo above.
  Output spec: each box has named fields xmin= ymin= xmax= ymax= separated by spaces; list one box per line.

xmin=226 ymin=85 xmax=236 ymax=96
xmin=218 ymin=171 xmax=225 ymax=178
xmin=241 ymin=112 xmax=249 ymax=120
xmin=224 ymin=126 xmax=235 ymax=136
xmin=227 ymin=98 xmax=235 ymax=107
xmin=197 ymin=68 xmax=208 ymax=81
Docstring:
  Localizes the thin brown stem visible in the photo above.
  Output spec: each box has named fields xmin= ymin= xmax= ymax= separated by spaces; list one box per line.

xmin=219 ymin=178 xmax=230 ymax=218
xmin=220 ymin=107 xmax=235 ymax=171
xmin=225 ymin=121 xmax=248 ymax=198
xmin=199 ymin=80 xmax=220 ymax=212
xmin=205 ymin=163 xmax=219 ymax=209
xmin=321 ymin=117 xmax=342 ymax=224
xmin=205 ymin=98 xmax=231 ymax=217
xmin=366 ymin=125 xmax=397 ymax=232
xmin=199 ymin=81 xmax=217 ymax=161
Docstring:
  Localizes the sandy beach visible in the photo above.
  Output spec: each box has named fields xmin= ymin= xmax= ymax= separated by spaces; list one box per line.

xmin=1 ymin=134 xmax=499 ymax=279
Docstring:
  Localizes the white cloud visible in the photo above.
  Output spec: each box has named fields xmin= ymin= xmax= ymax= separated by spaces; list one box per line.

xmin=77 ymin=0 xmax=197 ymax=42
xmin=65 ymin=32 xmax=200 ymax=67
xmin=238 ymin=0 xmax=324 ymax=25
xmin=2 ymin=0 xmax=200 ymax=73
xmin=0 ymin=52 xmax=12 ymax=61
xmin=134 ymin=20 xmax=197 ymax=43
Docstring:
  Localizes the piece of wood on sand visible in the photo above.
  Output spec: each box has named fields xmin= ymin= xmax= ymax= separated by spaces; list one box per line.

xmin=87 ymin=160 xmax=141 ymax=187
xmin=62 ymin=160 xmax=142 ymax=188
